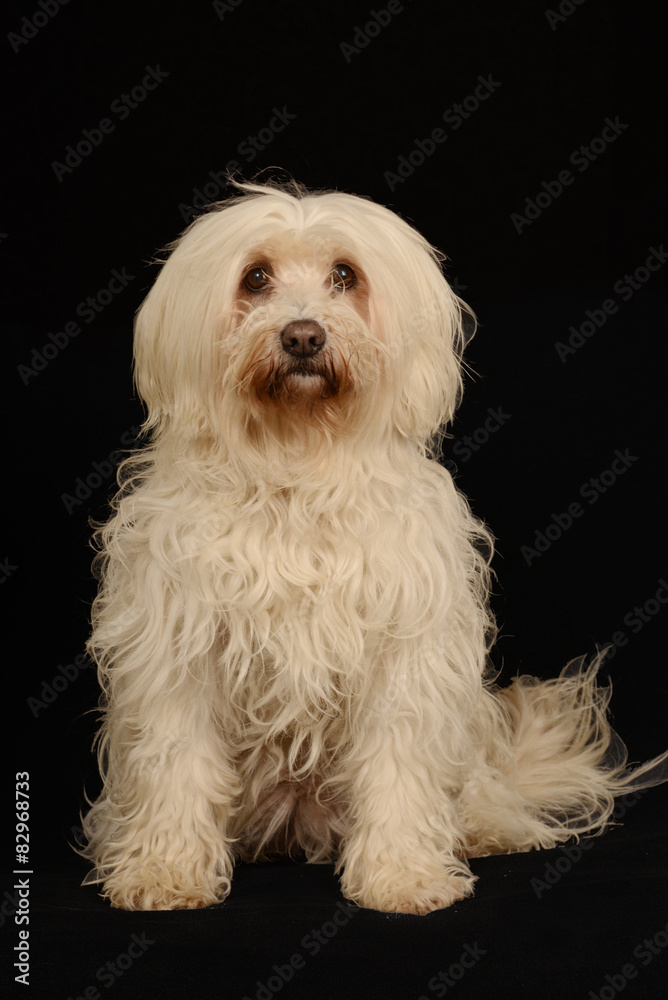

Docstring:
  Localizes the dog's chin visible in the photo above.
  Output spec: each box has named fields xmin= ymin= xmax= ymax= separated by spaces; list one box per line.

xmin=282 ymin=370 xmax=332 ymax=399
xmin=262 ymin=363 xmax=341 ymax=405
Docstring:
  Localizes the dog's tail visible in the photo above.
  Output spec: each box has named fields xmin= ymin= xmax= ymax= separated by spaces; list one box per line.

xmin=459 ymin=652 xmax=668 ymax=856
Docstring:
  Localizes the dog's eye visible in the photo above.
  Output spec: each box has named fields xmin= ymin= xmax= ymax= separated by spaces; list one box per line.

xmin=244 ymin=266 xmax=271 ymax=292
xmin=331 ymin=263 xmax=357 ymax=291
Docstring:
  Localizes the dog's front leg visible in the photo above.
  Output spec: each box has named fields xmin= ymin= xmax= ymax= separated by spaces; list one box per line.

xmin=338 ymin=680 xmax=475 ymax=914
xmin=83 ymin=661 xmax=239 ymax=910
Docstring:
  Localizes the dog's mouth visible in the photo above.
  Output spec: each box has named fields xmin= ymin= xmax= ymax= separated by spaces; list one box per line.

xmin=285 ymin=360 xmax=325 ymax=378
xmin=267 ymin=358 xmax=341 ymax=401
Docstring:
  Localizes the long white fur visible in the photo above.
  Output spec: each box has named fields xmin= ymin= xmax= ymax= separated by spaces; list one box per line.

xmin=82 ymin=180 xmax=667 ymax=914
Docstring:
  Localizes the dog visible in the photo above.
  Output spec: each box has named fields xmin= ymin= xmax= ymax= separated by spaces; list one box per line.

xmin=82 ymin=179 xmax=667 ymax=914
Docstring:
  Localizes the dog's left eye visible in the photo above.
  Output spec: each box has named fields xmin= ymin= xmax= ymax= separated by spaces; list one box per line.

xmin=331 ymin=263 xmax=357 ymax=291
xmin=244 ymin=266 xmax=271 ymax=292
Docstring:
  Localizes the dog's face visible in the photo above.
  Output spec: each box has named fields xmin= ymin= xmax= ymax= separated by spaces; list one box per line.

xmin=133 ymin=184 xmax=470 ymax=448
xmin=229 ymin=229 xmax=373 ymax=420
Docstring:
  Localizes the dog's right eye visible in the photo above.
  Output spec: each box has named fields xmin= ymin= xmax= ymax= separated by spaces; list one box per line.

xmin=244 ymin=266 xmax=271 ymax=292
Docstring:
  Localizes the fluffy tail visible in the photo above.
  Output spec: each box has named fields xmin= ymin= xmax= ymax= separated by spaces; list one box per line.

xmin=459 ymin=652 xmax=668 ymax=857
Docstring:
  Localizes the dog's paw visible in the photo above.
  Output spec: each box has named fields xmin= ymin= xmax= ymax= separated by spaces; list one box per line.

xmin=382 ymin=874 xmax=475 ymax=914
xmin=99 ymin=860 xmax=231 ymax=911
xmin=380 ymin=875 xmax=473 ymax=916
xmin=341 ymin=865 xmax=475 ymax=915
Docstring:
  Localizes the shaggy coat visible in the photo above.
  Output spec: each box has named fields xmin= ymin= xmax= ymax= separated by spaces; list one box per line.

xmin=82 ymin=182 xmax=667 ymax=913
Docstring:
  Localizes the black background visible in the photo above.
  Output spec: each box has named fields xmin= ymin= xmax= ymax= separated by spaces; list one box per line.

xmin=3 ymin=1 xmax=667 ymax=997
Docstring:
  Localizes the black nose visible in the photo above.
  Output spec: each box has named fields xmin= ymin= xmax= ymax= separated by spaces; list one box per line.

xmin=280 ymin=320 xmax=326 ymax=358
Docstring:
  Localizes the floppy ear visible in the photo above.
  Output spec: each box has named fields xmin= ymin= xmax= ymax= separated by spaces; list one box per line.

xmin=132 ymin=274 xmax=171 ymax=430
xmin=132 ymin=221 xmax=238 ymax=439
xmin=133 ymin=270 xmax=215 ymax=437
xmin=370 ymin=235 xmax=472 ymax=449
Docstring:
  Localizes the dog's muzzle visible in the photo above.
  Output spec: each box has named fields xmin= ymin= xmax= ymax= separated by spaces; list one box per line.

xmin=265 ymin=319 xmax=341 ymax=401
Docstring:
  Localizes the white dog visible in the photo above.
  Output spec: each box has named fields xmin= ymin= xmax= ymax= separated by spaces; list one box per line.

xmin=82 ymin=180 xmax=667 ymax=914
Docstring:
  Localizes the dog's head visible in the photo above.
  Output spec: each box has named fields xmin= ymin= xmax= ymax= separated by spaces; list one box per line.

xmin=134 ymin=181 xmax=472 ymax=451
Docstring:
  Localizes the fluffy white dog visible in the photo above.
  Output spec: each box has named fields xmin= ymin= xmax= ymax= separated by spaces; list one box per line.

xmin=82 ymin=180 xmax=667 ymax=914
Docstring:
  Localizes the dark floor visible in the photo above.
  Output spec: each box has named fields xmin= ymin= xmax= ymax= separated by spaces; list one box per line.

xmin=4 ymin=786 xmax=667 ymax=999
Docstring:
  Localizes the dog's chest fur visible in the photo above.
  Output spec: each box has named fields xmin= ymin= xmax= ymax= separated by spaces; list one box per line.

xmin=188 ymin=468 xmax=451 ymax=725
